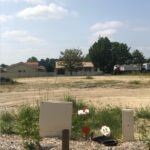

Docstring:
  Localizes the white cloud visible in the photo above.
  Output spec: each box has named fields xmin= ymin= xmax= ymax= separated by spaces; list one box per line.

xmin=0 ymin=15 xmax=13 ymax=23
xmin=89 ymin=21 xmax=123 ymax=43
xmin=0 ymin=0 xmax=44 ymax=4
xmin=24 ymin=0 xmax=44 ymax=4
xmin=17 ymin=3 xmax=69 ymax=20
xmin=93 ymin=29 xmax=117 ymax=37
xmin=90 ymin=21 xmax=123 ymax=31
xmin=133 ymin=27 xmax=149 ymax=32
xmin=2 ymin=30 xmax=44 ymax=43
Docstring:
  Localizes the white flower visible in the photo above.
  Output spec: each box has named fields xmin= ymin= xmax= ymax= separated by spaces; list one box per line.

xmin=84 ymin=108 xmax=89 ymax=114
xmin=78 ymin=110 xmax=84 ymax=115
xmin=78 ymin=108 xmax=90 ymax=115
xmin=100 ymin=125 xmax=111 ymax=137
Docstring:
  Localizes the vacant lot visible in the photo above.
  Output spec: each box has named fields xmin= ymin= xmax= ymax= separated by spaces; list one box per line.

xmin=0 ymin=75 xmax=150 ymax=110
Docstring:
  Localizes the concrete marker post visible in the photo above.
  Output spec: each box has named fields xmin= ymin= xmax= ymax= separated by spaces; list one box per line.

xmin=122 ymin=109 xmax=134 ymax=141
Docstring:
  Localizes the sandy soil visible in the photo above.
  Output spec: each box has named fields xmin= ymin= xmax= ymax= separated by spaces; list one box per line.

xmin=0 ymin=75 xmax=150 ymax=110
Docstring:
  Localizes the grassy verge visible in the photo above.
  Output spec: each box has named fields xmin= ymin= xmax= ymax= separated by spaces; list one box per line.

xmin=0 ymin=96 xmax=149 ymax=149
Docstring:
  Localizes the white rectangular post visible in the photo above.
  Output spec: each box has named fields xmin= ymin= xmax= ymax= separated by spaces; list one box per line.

xmin=122 ymin=109 xmax=134 ymax=141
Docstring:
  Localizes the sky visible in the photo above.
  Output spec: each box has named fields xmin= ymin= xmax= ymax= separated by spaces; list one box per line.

xmin=0 ymin=0 xmax=150 ymax=65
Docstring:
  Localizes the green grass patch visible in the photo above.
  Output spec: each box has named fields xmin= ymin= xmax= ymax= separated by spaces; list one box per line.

xmin=84 ymin=76 xmax=94 ymax=79
xmin=129 ymin=80 xmax=141 ymax=85
xmin=0 ymin=111 xmax=16 ymax=134
xmin=65 ymin=95 xmax=122 ymax=139
xmin=136 ymin=107 xmax=150 ymax=119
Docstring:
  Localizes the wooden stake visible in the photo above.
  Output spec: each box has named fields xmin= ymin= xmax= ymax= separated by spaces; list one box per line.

xmin=62 ymin=129 xmax=69 ymax=150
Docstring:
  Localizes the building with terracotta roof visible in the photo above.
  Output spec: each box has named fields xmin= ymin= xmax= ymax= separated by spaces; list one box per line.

xmin=55 ymin=61 xmax=101 ymax=75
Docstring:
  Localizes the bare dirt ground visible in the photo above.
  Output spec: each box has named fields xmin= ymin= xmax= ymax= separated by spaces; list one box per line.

xmin=0 ymin=75 xmax=150 ymax=110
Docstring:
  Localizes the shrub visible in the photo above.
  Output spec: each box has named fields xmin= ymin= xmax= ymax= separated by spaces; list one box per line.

xmin=17 ymin=105 xmax=41 ymax=149
xmin=0 ymin=111 xmax=16 ymax=134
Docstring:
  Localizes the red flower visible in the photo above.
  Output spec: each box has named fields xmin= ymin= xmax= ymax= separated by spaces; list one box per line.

xmin=82 ymin=127 xmax=90 ymax=134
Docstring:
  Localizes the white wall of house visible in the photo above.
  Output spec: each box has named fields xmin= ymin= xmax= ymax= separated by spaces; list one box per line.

xmin=0 ymin=63 xmax=54 ymax=78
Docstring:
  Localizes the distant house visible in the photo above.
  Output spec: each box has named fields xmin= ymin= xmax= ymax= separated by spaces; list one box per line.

xmin=55 ymin=61 xmax=102 ymax=75
xmin=2 ymin=62 xmax=48 ymax=78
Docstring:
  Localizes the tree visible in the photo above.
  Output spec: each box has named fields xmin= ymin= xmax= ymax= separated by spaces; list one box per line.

xmin=146 ymin=58 xmax=150 ymax=63
xmin=39 ymin=58 xmax=56 ymax=72
xmin=59 ymin=49 xmax=83 ymax=75
xmin=111 ymin=42 xmax=132 ymax=65
xmin=0 ymin=64 xmax=8 ymax=68
xmin=132 ymin=49 xmax=145 ymax=65
xmin=27 ymin=56 xmax=38 ymax=62
xmin=83 ymin=54 xmax=91 ymax=62
xmin=89 ymin=37 xmax=112 ymax=73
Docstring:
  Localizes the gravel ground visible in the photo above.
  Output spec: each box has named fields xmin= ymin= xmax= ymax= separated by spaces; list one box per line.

xmin=0 ymin=135 xmax=148 ymax=150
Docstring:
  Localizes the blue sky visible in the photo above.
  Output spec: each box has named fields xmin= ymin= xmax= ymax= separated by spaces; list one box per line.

xmin=0 ymin=0 xmax=150 ymax=64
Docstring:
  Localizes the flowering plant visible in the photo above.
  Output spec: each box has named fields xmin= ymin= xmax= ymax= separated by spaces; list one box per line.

xmin=78 ymin=108 xmax=89 ymax=115
xmin=100 ymin=125 xmax=111 ymax=137
xmin=77 ymin=108 xmax=90 ymax=139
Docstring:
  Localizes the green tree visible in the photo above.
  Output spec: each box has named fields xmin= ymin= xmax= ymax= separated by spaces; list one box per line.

xmin=27 ymin=56 xmax=38 ymax=62
xmin=39 ymin=58 xmax=56 ymax=72
xmin=60 ymin=49 xmax=83 ymax=75
xmin=111 ymin=42 xmax=132 ymax=65
xmin=89 ymin=37 xmax=112 ymax=73
xmin=83 ymin=54 xmax=91 ymax=62
xmin=146 ymin=58 xmax=150 ymax=63
xmin=132 ymin=49 xmax=145 ymax=65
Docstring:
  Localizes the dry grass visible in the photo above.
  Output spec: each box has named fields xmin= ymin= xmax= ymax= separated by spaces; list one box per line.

xmin=0 ymin=75 xmax=150 ymax=109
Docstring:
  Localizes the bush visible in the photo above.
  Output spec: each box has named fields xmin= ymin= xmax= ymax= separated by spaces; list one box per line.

xmin=0 ymin=111 xmax=16 ymax=134
xmin=17 ymin=105 xmax=41 ymax=149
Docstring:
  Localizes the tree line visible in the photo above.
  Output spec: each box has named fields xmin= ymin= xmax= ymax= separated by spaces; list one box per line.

xmin=57 ymin=37 xmax=150 ymax=74
xmin=88 ymin=37 xmax=149 ymax=73
xmin=1 ymin=37 xmax=150 ymax=74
